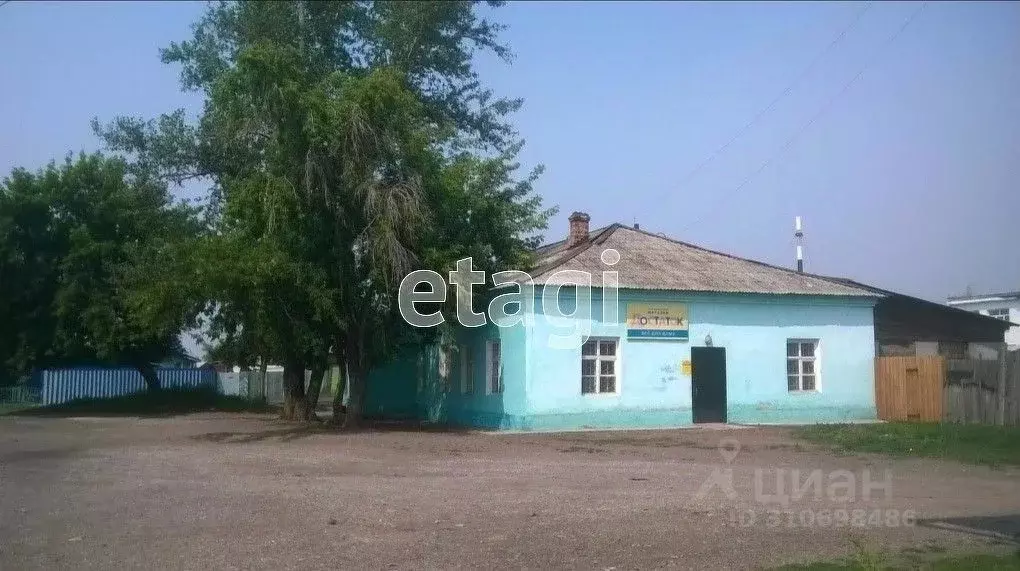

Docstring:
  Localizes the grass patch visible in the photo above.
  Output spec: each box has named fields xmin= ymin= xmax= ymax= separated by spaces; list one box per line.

xmin=0 ymin=402 xmax=39 ymax=415
xmin=795 ymin=422 xmax=1020 ymax=467
xmin=7 ymin=386 xmax=277 ymax=417
xmin=776 ymin=550 xmax=1020 ymax=570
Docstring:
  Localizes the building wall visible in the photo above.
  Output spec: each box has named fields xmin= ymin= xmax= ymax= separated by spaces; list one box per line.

xmin=517 ymin=289 xmax=877 ymax=430
xmin=364 ymin=347 xmax=421 ymax=419
xmin=430 ymin=321 xmax=529 ymax=429
xmin=364 ymin=320 xmax=528 ymax=429
xmin=365 ymin=288 xmax=878 ymax=431
xmin=914 ymin=341 xmax=939 ymax=356
xmin=968 ymin=342 xmax=1006 ymax=360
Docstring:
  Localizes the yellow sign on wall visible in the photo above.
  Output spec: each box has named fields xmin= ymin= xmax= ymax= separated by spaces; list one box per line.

xmin=681 ymin=360 xmax=692 ymax=376
xmin=626 ymin=302 xmax=689 ymax=340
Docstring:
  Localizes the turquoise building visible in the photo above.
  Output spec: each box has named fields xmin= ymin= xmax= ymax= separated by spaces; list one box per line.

xmin=366 ymin=213 xmax=881 ymax=431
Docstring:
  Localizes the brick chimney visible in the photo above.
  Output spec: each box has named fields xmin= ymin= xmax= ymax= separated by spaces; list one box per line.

xmin=567 ymin=211 xmax=591 ymax=248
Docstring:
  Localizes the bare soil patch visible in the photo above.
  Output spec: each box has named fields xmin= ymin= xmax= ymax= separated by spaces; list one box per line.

xmin=1 ymin=415 xmax=1017 ymax=570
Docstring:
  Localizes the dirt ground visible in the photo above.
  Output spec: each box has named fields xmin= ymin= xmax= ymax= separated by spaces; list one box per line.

xmin=1 ymin=414 xmax=1018 ymax=570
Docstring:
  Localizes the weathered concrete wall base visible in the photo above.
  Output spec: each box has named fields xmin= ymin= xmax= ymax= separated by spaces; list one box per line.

xmin=522 ymin=408 xmax=696 ymax=432
xmin=446 ymin=405 xmax=876 ymax=432
xmin=727 ymin=404 xmax=877 ymax=425
xmin=446 ymin=409 xmax=694 ymax=432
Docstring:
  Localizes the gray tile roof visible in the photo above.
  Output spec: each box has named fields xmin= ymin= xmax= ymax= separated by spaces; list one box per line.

xmin=527 ymin=223 xmax=877 ymax=297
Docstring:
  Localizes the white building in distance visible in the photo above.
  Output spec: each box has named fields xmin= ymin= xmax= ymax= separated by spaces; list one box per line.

xmin=947 ymin=290 xmax=1020 ymax=349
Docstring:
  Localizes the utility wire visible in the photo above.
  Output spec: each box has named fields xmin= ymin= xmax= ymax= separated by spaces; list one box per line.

xmin=677 ymin=2 xmax=929 ymax=234
xmin=656 ymin=2 xmax=874 ymax=205
xmin=0 ymin=2 xmax=11 ymax=8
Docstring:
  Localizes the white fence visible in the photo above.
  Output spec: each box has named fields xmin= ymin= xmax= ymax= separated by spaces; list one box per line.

xmin=217 ymin=369 xmax=334 ymax=407
xmin=39 ymin=368 xmax=216 ymax=405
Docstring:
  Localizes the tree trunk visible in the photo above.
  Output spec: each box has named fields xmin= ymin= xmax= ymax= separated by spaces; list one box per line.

xmin=282 ymin=358 xmax=306 ymax=421
xmin=331 ymin=361 xmax=348 ymax=425
xmin=136 ymin=361 xmax=161 ymax=392
xmin=303 ymin=364 xmax=327 ymax=421
xmin=342 ymin=362 xmax=365 ymax=430
xmin=257 ymin=360 xmax=268 ymax=402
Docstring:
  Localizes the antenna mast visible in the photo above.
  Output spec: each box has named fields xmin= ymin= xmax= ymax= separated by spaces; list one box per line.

xmin=794 ymin=216 xmax=804 ymax=273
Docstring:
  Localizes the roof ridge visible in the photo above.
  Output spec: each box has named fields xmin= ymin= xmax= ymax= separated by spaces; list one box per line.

xmin=527 ymin=221 xmax=875 ymax=297
xmin=535 ymin=223 xmax=616 ymax=253
xmin=529 ymin=224 xmax=622 ymax=280
xmin=611 ymin=223 xmax=852 ymax=286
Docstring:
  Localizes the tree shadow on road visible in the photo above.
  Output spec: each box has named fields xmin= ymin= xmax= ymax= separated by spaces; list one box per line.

xmin=918 ymin=514 xmax=1020 ymax=544
xmin=0 ymin=446 xmax=85 ymax=464
xmin=191 ymin=426 xmax=329 ymax=444
xmin=191 ymin=418 xmax=476 ymax=444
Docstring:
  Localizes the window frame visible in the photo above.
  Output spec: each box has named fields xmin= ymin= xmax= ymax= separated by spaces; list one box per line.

xmin=987 ymin=308 xmax=1010 ymax=321
xmin=581 ymin=337 xmax=621 ymax=396
xmin=485 ymin=340 xmax=503 ymax=395
xmin=460 ymin=345 xmax=474 ymax=395
xmin=786 ymin=339 xmax=820 ymax=393
xmin=440 ymin=345 xmax=454 ymax=393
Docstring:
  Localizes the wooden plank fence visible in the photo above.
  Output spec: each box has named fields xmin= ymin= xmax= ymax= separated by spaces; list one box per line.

xmin=944 ymin=350 xmax=1020 ymax=426
xmin=875 ymin=355 xmax=944 ymax=421
xmin=875 ymin=349 xmax=1020 ymax=425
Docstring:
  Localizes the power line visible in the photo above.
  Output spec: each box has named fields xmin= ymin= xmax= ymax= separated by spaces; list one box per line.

xmin=677 ymin=2 xmax=929 ymax=234
xmin=0 ymin=2 xmax=11 ymax=8
xmin=655 ymin=2 xmax=874 ymax=205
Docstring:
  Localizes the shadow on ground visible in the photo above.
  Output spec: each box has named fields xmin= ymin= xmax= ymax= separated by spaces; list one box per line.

xmin=192 ymin=426 xmax=330 ymax=444
xmin=919 ymin=514 xmax=1020 ymax=543
xmin=10 ymin=408 xmax=254 ymax=419
xmin=191 ymin=419 xmax=476 ymax=444
xmin=0 ymin=447 xmax=85 ymax=464
xmin=3 ymin=387 xmax=280 ymax=419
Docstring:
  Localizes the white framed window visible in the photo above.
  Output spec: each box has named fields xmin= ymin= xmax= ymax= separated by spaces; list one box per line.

xmin=460 ymin=345 xmax=474 ymax=395
xmin=582 ymin=338 xmax=619 ymax=395
xmin=987 ymin=308 xmax=1010 ymax=321
xmin=485 ymin=340 xmax=502 ymax=394
xmin=787 ymin=339 xmax=819 ymax=392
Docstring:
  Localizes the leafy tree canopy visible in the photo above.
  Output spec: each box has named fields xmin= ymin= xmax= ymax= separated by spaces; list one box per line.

xmin=0 ymin=154 xmax=202 ymax=387
xmin=93 ymin=1 xmax=555 ymax=424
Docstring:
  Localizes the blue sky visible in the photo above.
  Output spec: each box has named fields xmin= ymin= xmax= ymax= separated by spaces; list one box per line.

xmin=2 ymin=0 xmax=1017 ymax=309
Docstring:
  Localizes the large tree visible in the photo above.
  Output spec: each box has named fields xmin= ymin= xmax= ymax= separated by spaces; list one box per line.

xmin=0 ymin=154 xmax=202 ymax=388
xmin=96 ymin=1 xmax=554 ymax=425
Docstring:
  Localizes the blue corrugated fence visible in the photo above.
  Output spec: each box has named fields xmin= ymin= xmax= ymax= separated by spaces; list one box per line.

xmin=40 ymin=368 xmax=216 ymax=406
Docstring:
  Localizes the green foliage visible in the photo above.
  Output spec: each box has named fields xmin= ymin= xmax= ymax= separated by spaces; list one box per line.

xmin=0 ymin=154 xmax=202 ymax=383
xmin=774 ymin=549 xmax=1020 ymax=570
xmin=93 ymin=1 xmax=555 ymax=423
xmin=160 ymin=1 xmax=519 ymax=151
xmin=0 ymin=169 xmax=63 ymax=383
xmin=795 ymin=422 xmax=1020 ymax=467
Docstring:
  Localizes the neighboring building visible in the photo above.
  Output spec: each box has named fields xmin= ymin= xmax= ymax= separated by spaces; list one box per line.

xmin=825 ymin=279 xmax=1011 ymax=359
xmin=366 ymin=212 xmax=885 ymax=430
xmin=196 ymin=360 xmax=237 ymax=374
xmin=946 ymin=291 xmax=1020 ymax=349
xmin=156 ymin=350 xmax=200 ymax=369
